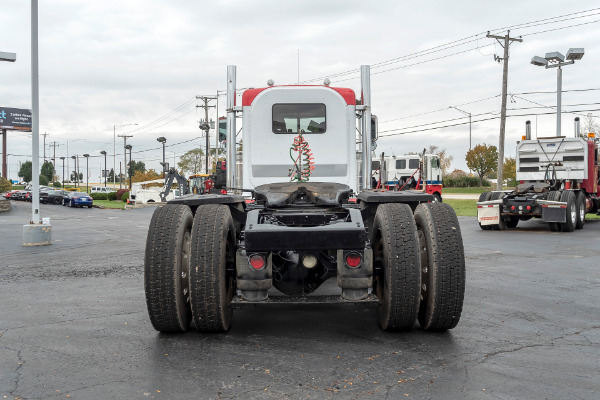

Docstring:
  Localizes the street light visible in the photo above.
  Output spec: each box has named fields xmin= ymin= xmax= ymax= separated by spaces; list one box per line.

xmin=100 ymin=150 xmax=107 ymax=187
xmin=113 ymin=123 xmax=137 ymax=188
xmin=531 ymin=47 xmax=584 ymax=137
xmin=83 ymin=154 xmax=90 ymax=193
xmin=71 ymin=155 xmax=77 ymax=187
xmin=125 ymin=144 xmax=132 ymax=192
xmin=157 ymin=137 xmax=167 ymax=178
xmin=59 ymin=157 xmax=65 ymax=188
xmin=449 ymin=106 xmax=472 ymax=151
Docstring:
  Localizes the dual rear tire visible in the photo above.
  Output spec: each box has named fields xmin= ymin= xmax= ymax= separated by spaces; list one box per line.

xmin=372 ymin=202 xmax=465 ymax=332
xmin=144 ymin=204 xmax=235 ymax=333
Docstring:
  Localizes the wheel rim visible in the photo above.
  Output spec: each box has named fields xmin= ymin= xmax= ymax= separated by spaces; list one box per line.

xmin=571 ymin=208 xmax=576 ymax=225
xmin=579 ymin=200 xmax=585 ymax=222
xmin=181 ymin=230 xmax=191 ymax=305
xmin=418 ymin=229 xmax=429 ymax=304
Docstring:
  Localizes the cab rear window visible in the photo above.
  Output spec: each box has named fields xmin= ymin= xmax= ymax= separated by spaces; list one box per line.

xmin=272 ymin=103 xmax=326 ymax=134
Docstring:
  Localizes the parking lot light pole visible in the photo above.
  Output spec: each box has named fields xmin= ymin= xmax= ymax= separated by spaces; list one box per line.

xmin=71 ymin=155 xmax=76 ymax=188
xmin=531 ymin=48 xmax=585 ymax=137
xmin=83 ymin=154 xmax=89 ymax=193
xmin=60 ymin=157 xmax=65 ymax=188
xmin=100 ymin=150 xmax=107 ymax=187
xmin=157 ymin=137 xmax=166 ymax=178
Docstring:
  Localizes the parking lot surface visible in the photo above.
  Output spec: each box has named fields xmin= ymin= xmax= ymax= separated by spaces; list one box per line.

xmin=1 ymin=201 xmax=599 ymax=399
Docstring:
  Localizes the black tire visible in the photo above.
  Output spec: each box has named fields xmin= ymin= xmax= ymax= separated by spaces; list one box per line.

xmin=190 ymin=204 xmax=236 ymax=332
xmin=414 ymin=203 xmax=465 ymax=331
xmin=506 ymin=217 xmax=519 ymax=228
xmin=144 ymin=205 xmax=194 ymax=333
xmin=547 ymin=190 xmax=561 ymax=232
xmin=478 ymin=192 xmax=493 ymax=231
xmin=371 ymin=203 xmax=421 ymax=331
xmin=53 ymin=197 xmax=61 ymax=205
xmin=575 ymin=191 xmax=586 ymax=229
xmin=560 ymin=190 xmax=577 ymax=232
xmin=88 ymin=205 xmax=92 ymax=208
xmin=432 ymin=193 xmax=442 ymax=203
xmin=489 ymin=192 xmax=506 ymax=230
xmin=68 ymin=200 xmax=72 ymax=208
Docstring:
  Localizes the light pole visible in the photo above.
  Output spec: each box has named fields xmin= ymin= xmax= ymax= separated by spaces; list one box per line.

xmin=71 ymin=156 xmax=77 ymax=187
xmin=83 ymin=154 xmax=89 ymax=193
xmin=199 ymin=121 xmax=211 ymax=174
xmin=100 ymin=150 xmax=107 ymax=187
xmin=113 ymin=123 xmax=137 ymax=188
xmin=531 ymin=48 xmax=585 ymax=137
xmin=449 ymin=106 xmax=472 ymax=151
xmin=157 ymin=137 xmax=166 ymax=178
xmin=125 ymin=144 xmax=132 ymax=191
xmin=60 ymin=157 xmax=65 ymax=188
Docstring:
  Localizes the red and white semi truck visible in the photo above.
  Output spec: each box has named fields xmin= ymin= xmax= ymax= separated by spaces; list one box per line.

xmin=144 ymin=65 xmax=465 ymax=333
xmin=477 ymin=119 xmax=599 ymax=231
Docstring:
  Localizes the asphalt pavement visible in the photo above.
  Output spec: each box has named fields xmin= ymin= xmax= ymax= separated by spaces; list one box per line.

xmin=1 ymin=200 xmax=599 ymax=399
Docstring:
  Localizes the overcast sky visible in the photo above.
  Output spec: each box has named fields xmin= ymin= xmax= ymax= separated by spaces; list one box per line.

xmin=2 ymin=0 xmax=600 ymax=182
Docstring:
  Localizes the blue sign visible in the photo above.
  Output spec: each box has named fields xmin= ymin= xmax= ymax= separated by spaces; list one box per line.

xmin=0 ymin=107 xmax=32 ymax=131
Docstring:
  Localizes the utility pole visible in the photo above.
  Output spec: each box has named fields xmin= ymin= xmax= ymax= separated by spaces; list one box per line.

xmin=118 ymin=134 xmax=133 ymax=189
xmin=41 ymin=131 xmax=49 ymax=163
xmin=196 ymin=95 xmax=217 ymax=174
xmin=50 ymin=141 xmax=60 ymax=179
xmin=487 ymin=30 xmax=522 ymax=191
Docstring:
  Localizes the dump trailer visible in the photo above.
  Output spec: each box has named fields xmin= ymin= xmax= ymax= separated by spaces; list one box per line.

xmin=477 ymin=120 xmax=600 ymax=232
xmin=144 ymin=66 xmax=465 ymax=333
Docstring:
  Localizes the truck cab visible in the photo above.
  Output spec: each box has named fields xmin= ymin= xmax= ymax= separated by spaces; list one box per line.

xmin=241 ymin=85 xmax=358 ymax=191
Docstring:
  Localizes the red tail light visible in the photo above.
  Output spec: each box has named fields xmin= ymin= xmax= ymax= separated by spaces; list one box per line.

xmin=511 ymin=206 xmax=515 ymax=211
xmin=526 ymin=206 xmax=531 ymax=210
xmin=249 ymin=254 xmax=265 ymax=270
xmin=345 ymin=252 xmax=362 ymax=268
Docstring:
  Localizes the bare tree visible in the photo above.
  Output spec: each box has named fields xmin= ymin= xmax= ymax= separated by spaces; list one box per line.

xmin=581 ymin=113 xmax=599 ymax=137
xmin=427 ymin=145 xmax=453 ymax=175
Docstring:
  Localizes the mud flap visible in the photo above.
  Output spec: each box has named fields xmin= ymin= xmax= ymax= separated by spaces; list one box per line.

xmin=541 ymin=205 xmax=567 ymax=223
xmin=477 ymin=204 xmax=500 ymax=226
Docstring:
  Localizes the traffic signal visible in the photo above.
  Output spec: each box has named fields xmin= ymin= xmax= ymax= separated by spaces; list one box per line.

xmin=218 ymin=117 xmax=227 ymax=142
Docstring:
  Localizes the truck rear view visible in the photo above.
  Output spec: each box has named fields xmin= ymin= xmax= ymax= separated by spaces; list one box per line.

xmin=144 ymin=66 xmax=466 ymax=334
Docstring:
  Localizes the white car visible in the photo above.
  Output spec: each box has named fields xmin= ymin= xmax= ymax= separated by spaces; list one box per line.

xmin=91 ymin=186 xmax=115 ymax=194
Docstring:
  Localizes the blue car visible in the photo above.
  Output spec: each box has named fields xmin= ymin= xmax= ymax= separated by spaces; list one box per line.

xmin=63 ymin=192 xmax=93 ymax=208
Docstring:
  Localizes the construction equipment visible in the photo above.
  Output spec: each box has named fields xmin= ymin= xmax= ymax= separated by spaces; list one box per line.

xmin=144 ymin=66 xmax=465 ymax=334
xmin=159 ymin=167 xmax=189 ymax=202
xmin=477 ymin=119 xmax=599 ymax=231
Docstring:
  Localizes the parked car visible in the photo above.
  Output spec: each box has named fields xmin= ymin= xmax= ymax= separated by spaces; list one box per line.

xmin=47 ymin=190 xmax=69 ymax=205
xmin=12 ymin=190 xmax=28 ymax=201
xmin=63 ymin=192 xmax=93 ymax=208
xmin=91 ymin=186 xmax=114 ymax=194
xmin=3 ymin=190 xmax=20 ymax=199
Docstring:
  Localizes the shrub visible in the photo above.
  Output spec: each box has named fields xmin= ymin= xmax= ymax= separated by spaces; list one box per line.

xmin=90 ymin=193 xmax=108 ymax=200
xmin=0 ymin=177 xmax=12 ymax=193
xmin=443 ymin=176 xmax=491 ymax=188
xmin=107 ymin=191 xmax=117 ymax=201
xmin=52 ymin=181 xmax=62 ymax=188
xmin=115 ymin=189 xmax=129 ymax=201
xmin=121 ymin=191 xmax=130 ymax=202
xmin=39 ymin=175 xmax=49 ymax=186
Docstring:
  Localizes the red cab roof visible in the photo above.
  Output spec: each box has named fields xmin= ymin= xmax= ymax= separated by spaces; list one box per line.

xmin=242 ymin=86 xmax=356 ymax=107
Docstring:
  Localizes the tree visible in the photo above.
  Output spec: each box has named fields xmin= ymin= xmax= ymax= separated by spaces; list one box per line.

xmin=581 ymin=113 xmax=599 ymax=137
xmin=40 ymin=160 xmax=54 ymax=183
xmin=177 ymin=148 xmax=205 ymax=175
xmin=0 ymin=177 xmax=12 ymax=193
xmin=127 ymin=160 xmax=146 ymax=177
xmin=427 ymin=145 xmax=453 ymax=175
xmin=18 ymin=161 xmax=32 ymax=182
xmin=465 ymin=143 xmax=498 ymax=186
xmin=448 ymin=169 xmax=467 ymax=178
xmin=39 ymin=175 xmax=49 ymax=186
xmin=107 ymin=168 xmax=115 ymax=182
xmin=503 ymin=157 xmax=517 ymax=186
xmin=70 ymin=171 xmax=83 ymax=183
xmin=132 ymin=169 xmax=161 ymax=183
